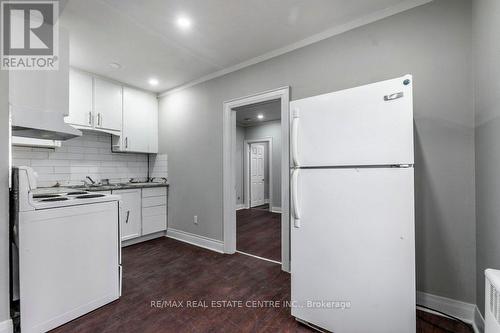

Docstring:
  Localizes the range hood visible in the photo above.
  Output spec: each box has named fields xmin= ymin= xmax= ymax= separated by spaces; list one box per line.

xmin=11 ymin=105 xmax=82 ymax=141
xmin=8 ymin=28 xmax=81 ymax=141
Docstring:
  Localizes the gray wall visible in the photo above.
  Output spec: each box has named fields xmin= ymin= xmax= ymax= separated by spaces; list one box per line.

xmin=473 ymin=0 xmax=500 ymax=315
xmin=158 ymin=0 xmax=476 ymax=303
xmin=244 ymin=121 xmax=282 ymax=209
xmin=0 ymin=68 xmax=10 ymax=326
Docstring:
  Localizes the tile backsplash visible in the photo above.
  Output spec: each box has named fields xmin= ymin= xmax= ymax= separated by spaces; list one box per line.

xmin=12 ymin=131 xmax=167 ymax=188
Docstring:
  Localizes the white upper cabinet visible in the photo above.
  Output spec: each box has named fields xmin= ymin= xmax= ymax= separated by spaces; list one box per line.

xmin=67 ymin=69 xmax=93 ymax=128
xmin=66 ymin=68 xmax=158 ymax=153
xmin=116 ymin=87 xmax=158 ymax=154
xmin=66 ymin=69 xmax=122 ymax=135
xmin=94 ymin=78 xmax=122 ymax=132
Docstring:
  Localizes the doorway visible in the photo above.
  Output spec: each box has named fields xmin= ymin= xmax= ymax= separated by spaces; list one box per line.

xmin=222 ymin=87 xmax=290 ymax=271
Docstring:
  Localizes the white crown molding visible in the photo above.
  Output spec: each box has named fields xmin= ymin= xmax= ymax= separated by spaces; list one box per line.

xmin=159 ymin=0 xmax=432 ymax=98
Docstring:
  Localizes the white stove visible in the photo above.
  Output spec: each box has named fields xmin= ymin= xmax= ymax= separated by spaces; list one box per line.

xmin=17 ymin=167 xmax=120 ymax=211
xmin=11 ymin=166 xmax=122 ymax=333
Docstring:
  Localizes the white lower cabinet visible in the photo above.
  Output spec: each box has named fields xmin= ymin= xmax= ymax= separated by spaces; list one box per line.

xmin=112 ymin=187 xmax=167 ymax=243
xmin=142 ymin=187 xmax=168 ymax=235
xmin=113 ymin=189 xmax=142 ymax=241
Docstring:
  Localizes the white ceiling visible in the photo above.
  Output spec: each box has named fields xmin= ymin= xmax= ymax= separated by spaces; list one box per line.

xmin=235 ymin=99 xmax=281 ymax=127
xmin=60 ymin=0 xmax=427 ymax=93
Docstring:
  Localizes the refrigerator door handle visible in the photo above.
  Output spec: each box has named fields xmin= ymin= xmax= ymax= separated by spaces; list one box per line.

xmin=291 ymin=168 xmax=301 ymax=227
xmin=291 ymin=110 xmax=300 ymax=167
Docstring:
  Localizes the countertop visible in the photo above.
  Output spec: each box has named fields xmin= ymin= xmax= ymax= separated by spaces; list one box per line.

xmin=72 ymin=182 xmax=169 ymax=192
xmin=34 ymin=182 xmax=169 ymax=194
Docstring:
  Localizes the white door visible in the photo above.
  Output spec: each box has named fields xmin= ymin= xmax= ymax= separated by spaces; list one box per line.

xmin=94 ymin=77 xmax=122 ymax=132
xmin=250 ymin=143 xmax=265 ymax=207
xmin=114 ymin=189 xmax=142 ymax=241
xmin=66 ymin=69 xmax=93 ymax=128
xmin=290 ymin=75 xmax=414 ymax=167
xmin=291 ymin=167 xmax=415 ymax=333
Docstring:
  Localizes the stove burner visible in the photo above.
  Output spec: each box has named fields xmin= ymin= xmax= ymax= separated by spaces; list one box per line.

xmin=33 ymin=194 xmax=61 ymax=199
xmin=75 ymin=194 xmax=106 ymax=199
xmin=41 ymin=197 xmax=69 ymax=202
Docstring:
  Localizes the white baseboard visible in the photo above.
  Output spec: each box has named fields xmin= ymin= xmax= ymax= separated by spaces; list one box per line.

xmin=417 ymin=291 xmax=484 ymax=333
xmin=236 ymin=204 xmax=246 ymax=210
xmin=122 ymin=231 xmax=166 ymax=247
xmin=0 ymin=319 xmax=13 ymax=333
xmin=166 ymin=228 xmax=224 ymax=253
xmin=474 ymin=306 xmax=485 ymax=333
xmin=271 ymin=206 xmax=282 ymax=213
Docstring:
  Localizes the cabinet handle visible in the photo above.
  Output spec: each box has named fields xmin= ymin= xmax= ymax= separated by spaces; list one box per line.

xmin=88 ymin=111 xmax=92 ymax=125
xmin=125 ymin=137 xmax=128 ymax=149
xmin=97 ymin=113 xmax=101 ymax=127
xmin=125 ymin=211 xmax=130 ymax=224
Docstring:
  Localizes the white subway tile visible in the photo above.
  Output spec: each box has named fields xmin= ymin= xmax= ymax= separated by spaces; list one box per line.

xmin=12 ymin=132 xmax=154 ymax=186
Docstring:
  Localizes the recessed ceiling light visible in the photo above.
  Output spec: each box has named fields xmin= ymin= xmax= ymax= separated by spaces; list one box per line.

xmin=176 ymin=16 xmax=192 ymax=30
xmin=109 ymin=62 xmax=121 ymax=69
xmin=148 ymin=78 xmax=159 ymax=86
xmin=257 ymin=114 xmax=264 ymax=120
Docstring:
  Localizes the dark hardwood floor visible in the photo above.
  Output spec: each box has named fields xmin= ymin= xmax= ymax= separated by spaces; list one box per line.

xmin=237 ymin=208 xmax=281 ymax=261
xmin=50 ymin=238 xmax=473 ymax=333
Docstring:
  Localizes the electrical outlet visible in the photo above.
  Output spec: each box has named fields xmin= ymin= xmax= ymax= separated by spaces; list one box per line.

xmin=194 ymin=215 xmax=198 ymax=224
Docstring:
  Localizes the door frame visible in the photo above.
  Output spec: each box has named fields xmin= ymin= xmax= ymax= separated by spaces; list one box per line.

xmin=223 ymin=86 xmax=290 ymax=272
xmin=244 ymin=138 xmax=273 ymax=210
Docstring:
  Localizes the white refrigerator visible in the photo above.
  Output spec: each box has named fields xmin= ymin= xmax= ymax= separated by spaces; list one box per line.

xmin=290 ymin=75 xmax=416 ymax=333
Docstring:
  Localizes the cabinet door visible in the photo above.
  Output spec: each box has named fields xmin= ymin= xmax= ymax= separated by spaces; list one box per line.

xmin=114 ymin=189 xmax=141 ymax=241
xmin=66 ymin=69 xmax=93 ymax=128
xmin=122 ymin=87 xmax=158 ymax=153
xmin=94 ymin=78 xmax=122 ymax=132
xmin=10 ymin=30 xmax=69 ymax=121
xmin=141 ymin=188 xmax=167 ymax=235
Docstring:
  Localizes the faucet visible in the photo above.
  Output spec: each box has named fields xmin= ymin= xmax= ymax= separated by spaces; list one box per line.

xmin=83 ymin=176 xmax=96 ymax=186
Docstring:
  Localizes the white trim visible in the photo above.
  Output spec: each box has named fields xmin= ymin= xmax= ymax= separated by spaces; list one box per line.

xmin=223 ymin=87 xmax=290 ymax=272
xmin=244 ymin=138 xmax=273 ymax=210
xmin=159 ymin=0 xmax=432 ymax=97
xmin=474 ymin=306 xmax=485 ymax=333
xmin=417 ymin=291 xmax=483 ymax=333
xmin=122 ymin=231 xmax=166 ymax=247
xmin=167 ymin=228 xmax=224 ymax=253
xmin=271 ymin=207 xmax=282 ymax=214
xmin=236 ymin=204 xmax=246 ymax=210
xmin=0 ymin=319 xmax=13 ymax=333
xmin=236 ymin=250 xmax=281 ymax=265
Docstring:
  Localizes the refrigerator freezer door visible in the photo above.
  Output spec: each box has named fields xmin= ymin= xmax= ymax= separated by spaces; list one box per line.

xmin=291 ymin=167 xmax=415 ymax=333
xmin=290 ymin=75 xmax=414 ymax=167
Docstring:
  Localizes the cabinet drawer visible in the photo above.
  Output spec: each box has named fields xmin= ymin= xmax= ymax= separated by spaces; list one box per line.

xmin=142 ymin=187 xmax=167 ymax=198
xmin=142 ymin=205 xmax=166 ymax=217
xmin=142 ymin=214 xmax=167 ymax=235
xmin=142 ymin=196 xmax=167 ymax=207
